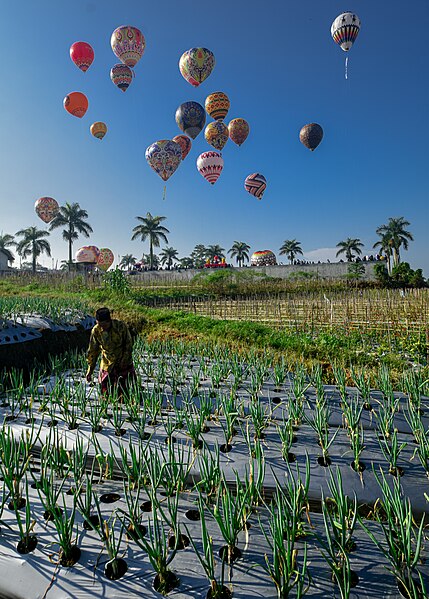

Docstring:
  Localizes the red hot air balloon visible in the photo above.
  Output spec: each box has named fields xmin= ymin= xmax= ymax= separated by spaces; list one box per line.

xmin=35 ymin=197 xmax=59 ymax=224
xmin=110 ymin=64 xmax=133 ymax=92
xmin=228 ymin=118 xmax=249 ymax=146
xmin=70 ymin=42 xmax=94 ymax=72
xmin=172 ymin=135 xmax=192 ymax=160
xmin=63 ymin=92 xmax=88 ymax=118
xmin=244 ymin=173 xmax=267 ymax=200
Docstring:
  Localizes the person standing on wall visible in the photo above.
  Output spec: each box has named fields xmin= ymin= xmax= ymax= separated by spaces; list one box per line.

xmin=86 ymin=307 xmax=136 ymax=396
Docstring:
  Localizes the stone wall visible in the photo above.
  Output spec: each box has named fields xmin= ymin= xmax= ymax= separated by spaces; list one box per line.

xmin=128 ymin=261 xmax=378 ymax=283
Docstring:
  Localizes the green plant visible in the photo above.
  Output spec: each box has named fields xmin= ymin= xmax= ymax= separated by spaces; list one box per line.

xmin=103 ymin=267 xmax=131 ymax=294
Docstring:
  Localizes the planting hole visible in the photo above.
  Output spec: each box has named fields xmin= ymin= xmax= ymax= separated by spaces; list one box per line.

xmin=8 ymin=498 xmax=26 ymax=511
xmin=272 ymin=396 xmax=282 ymax=404
xmin=220 ymin=443 xmax=232 ymax=453
xmin=99 ymin=493 xmax=121 ymax=504
xmin=283 ymin=452 xmax=297 ymax=463
xmin=332 ymin=569 xmax=359 ymax=588
xmin=168 ymin=533 xmax=190 ymax=550
xmin=351 ymin=460 xmax=366 ymax=473
xmin=153 ymin=571 xmax=179 ymax=594
xmin=83 ymin=514 xmax=101 ymax=530
xmin=207 ymin=585 xmax=232 ymax=599
xmin=17 ymin=535 xmax=38 ymax=554
xmin=104 ymin=557 xmax=128 ymax=580
xmin=185 ymin=509 xmax=200 ymax=521
xmin=44 ymin=507 xmax=63 ymax=521
xmin=317 ymin=456 xmax=332 ymax=467
xmin=141 ymin=500 xmax=152 ymax=512
xmin=60 ymin=545 xmax=81 ymax=567
xmin=219 ymin=545 xmax=242 ymax=563
xmin=127 ymin=523 xmax=147 ymax=541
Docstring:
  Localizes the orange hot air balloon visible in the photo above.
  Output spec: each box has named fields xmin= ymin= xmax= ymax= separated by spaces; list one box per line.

xmin=90 ymin=122 xmax=107 ymax=140
xmin=70 ymin=41 xmax=94 ymax=72
xmin=228 ymin=118 xmax=249 ymax=146
xmin=205 ymin=92 xmax=230 ymax=121
xmin=63 ymin=92 xmax=88 ymax=118
xmin=35 ymin=197 xmax=59 ymax=224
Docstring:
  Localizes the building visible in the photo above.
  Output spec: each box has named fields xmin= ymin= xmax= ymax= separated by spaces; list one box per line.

xmin=0 ymin=248 xmax=14 ymax=271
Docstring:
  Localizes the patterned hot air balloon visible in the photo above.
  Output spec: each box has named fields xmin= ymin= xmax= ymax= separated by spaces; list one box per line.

xmin=205 ymin=92 xmax=230 ymax=121
xmin=331 ymin=12 xmax=361 ymax=52
xmin=110 ymin=64 xmax=133 ymax=92
xmin=111 ymin=25 xmax=145 ymax=68
xmin=251 ymin=250 xmax=277 ymax=266
xmin=34 ymin=197 xmax=59 ymax=224
xmin=179 ymin=48 xmax=215 ymax=87
xmin=204 ymin=121 xmax=229 ymax=152
xmin=63 ymin=92 xmax=88 ymax=118
xmin=244 ymin=173 xmax=267 ymax=200
xmin=145 ymin=140 xmax=182 ymax=182
xmin=299 ymin=123 xmax=323 ymax=151
xmin=228 ymin=118 xmax=249 ymax=146
xmin=172 ymin=135 xmax=192 ymax=160
xmin=175 ymin=101 xmax=206 ymax=139
xmin=75 ymin=246 xmax=100 ymax=263
xmin=90 ymin=122 xmax=107 ymax=140
xmin=70 ymin=41 xmax=94 ymax=72
xmin=97 ymin=248 xmax=114 ymax=271
xmin=196 ymin=152 xmax=224 ymax=185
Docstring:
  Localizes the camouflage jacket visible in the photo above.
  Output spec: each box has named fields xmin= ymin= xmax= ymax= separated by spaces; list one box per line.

xmin=87 ymin=319 xmax=133 ymax=374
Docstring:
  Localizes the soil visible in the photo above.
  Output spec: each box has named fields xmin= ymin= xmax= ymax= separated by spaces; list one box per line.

xmin=153 ymin=571 xmax=179 ymax=594
xmin=104 ymin=557 xmax=128 ymax=580
xmin=83 ymin=514 xmax=101 ymax=530
xmin=207 ymin=584 xmax=233 ymax=599
xmin=59 ymin=545 xmax=81 ymax=567
xmin=219 ymin=545 xmax=242 ymax=564
xmin=168 ymin=533 xmax=190 ymax=550
xmin=16 ymin=535 xmax=38 ymax=554
xmin=185 ymin=509 xmax=200 ymax=521
xmin=99 ymin=493 xmax=121 ymax=504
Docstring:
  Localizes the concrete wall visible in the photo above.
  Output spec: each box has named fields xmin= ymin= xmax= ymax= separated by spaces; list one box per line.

xmin=129 ymin=261 xmax=378 ymax=283
xmin=0 ymin=250 xmax=9 ymax=271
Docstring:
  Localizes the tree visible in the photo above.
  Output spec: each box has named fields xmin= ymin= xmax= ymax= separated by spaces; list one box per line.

xmin=49 ymin=202 xmax=93 ymax=267
xmin=375 ymin=217 xmax=413 ymax=268
xmin=228 ymin=241 xmax=250 ymax=267
xmin=206 ymin=244 xmax=225 ymax=260
xmin=16 ymin=227 xmax=51 ymax=273
xmin=131 ymin=212 xmax=169 ymax=270
xmin=335 ymin=238 xmax=364 ymax=262
xmin=159 ymin=247 xmax=179 ymax=270
xmin=0 ymin=233 xmax=15 ymax=264
xmin=179 ymin=257 xmax=194 ymax=269
xmin=141 ymin=253 xmax=159 ymax=269
xmin=347 ymin=262 xmax=365 ymax=287
xmin=190 ymin=244 xmax=208 ymax=268
xmin=373 ymin=232 xmax=393 ymax=275
xmin=119 ymin=254 xmax=137 ymax=271
xmin=279 ymin=239 xmax=303 ymax=264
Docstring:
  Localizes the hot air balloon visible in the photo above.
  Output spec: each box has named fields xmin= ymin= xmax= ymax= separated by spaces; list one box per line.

xmin=244 ymin=173 xmax=267 ymax=200
xmin=70 ymin=41 xmax=94 ymax=72
xmin=111 ymin=26 xmax=145 ymax=68
xmin=34 ymin=197 xmax=59 ymax=224
xmin=76 ymin=246 xmax=100 ymax=263
xmin=63 ymin=92 xmax=88 ymax=118
xmin=179 ymin=48 xmax=215 ymax=87
xmin=204 ymin=121 xmax=229 ymax=152
xmin=90 ymin=122 xmax=107 ymax=140
xmin=97 ymin=248 xmax=114 ymax=271
xmin=331 ymin=12 xmax=361 ymax=78
xmin=299 ymin=123 xmax=323 ymax=151
xmin=196 ymin=152 xmax=224 ymax=185
xmin=172 ymin=135 xmax=192 ymax=160
xmin=145 ymin=140 xmax=182 ymax=182
xmin=205 ymin=92 xmax=230 ymax=121
xmin=228 ymin=118 xmax=249 ymax=146
xmin=251 ymin=250 xmax=277 ymax=266
xmin=110 ymin=64 xmax=133 ymax=92
xmin=175 ymin=101 xmax=206 ymax=139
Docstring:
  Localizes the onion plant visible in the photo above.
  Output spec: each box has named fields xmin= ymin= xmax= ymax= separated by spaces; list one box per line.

xmin=211 ymin=479 xmax=250 ymax=563
xmin=272 ymin=357 xmax=288 ymax=389
xmin=290 ymin=364 xmax=311 ymax=405
xmin=277 ymin=416 xmax=296 ymax=462
xmin=377 ymin=428 xmax=407 ymax=476
xmin=109 ymin=397 xmax=127 ymax=436
xmin=13 ymin=479 xmax=37 ymax=553
xmin=195 ymin=443 xmax=222 ymax=498
xmin=75 ymin=473 xmax=102 ymax=532
xmin=239 ymin=429 xmax=265 ymax=508
xmin=101 ymin=515 xmax=127 ymax=578
xmin=0 ymin=425 xmax=34 ymax=508
xmin=350 ymin=366 xmax=373 ymax=410
xmin=35 ymin=467 xmax=68 ymax=521
xmin=341 ymin=393 xmax=364 ymax=439
xmin=272 ymin=456 xmax=311 ymax=540
xmin=66 ymin=434 xmax=89 ymax=486
xmin=183 ymin=402 xmax=206 ymax=449
xmin=323 ymin=468 xmax=358 ymax=554
xmin=410 ymin=419 xmax=429 ymax=477
xmin=349 ymin=424 xmax=365 ymax=475
xmin=218 ymin=392 xmax=239 ymax=449
xmin=248 ymin=399 xmax=271 ymax=439
xmin=402 ymin=370 xmax=427 ymax=414
xmin=375 ymin=393 xmax=401 ymax=440
xmin=304 ymin=403 xmax=339 ymax=464
xmin=360 ymin=468 xmax=426 ymax=598
xmin=114 ymin=437 xmax=148 ymax=487
xmin=332 ymin=362 xmax=348 ymax=405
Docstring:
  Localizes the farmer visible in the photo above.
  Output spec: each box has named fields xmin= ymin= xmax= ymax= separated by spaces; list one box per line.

xmin=86 ymin=307 xmax=136 ymax=396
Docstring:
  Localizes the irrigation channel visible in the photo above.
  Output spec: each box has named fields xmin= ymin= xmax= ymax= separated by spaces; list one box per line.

xmin=0 ymin=338 xmax=428 ymax=598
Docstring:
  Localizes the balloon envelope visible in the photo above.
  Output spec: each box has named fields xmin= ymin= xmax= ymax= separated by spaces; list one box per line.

xmin=204 ymin=121 xmax=229 ymax=152
xmin=75 ymin=246 xmax=100 ymax=263
xmin=97 ymin=248 xmax=114 ymax=271
xmin=70 ymin=41 xmax=94 ymax=72
xmin=251 ymin=250 xmax=277 ymax=266
xmin=228 ymin=118 xmax=249 ymax=146
xmin=205 ymin=92 xmax=230 ymax=120
xmin=111 ymin=25 xmax=145 ymax=67
xmin=299 ymin=123 xmax=323 ymax=151
xmin=110 ymin=64 xmax=133 ymax=91
xmin=172 ymin=135 xmax=192 ymax=160
xmin=331 ymin=12 xmax=361 ymax=51
xmin=145 ymin=140 xmax=182 ymax=182
xmin=196 ymin=151 xmax=224 ymax=185
xmin=63 ymin=92 xmax=88 ymax=118
xmin=34 ymin=197 xmax=59 ymax=224
xmin=244 ymin=173 xmax=267 ymax=200
xmin=175 ymin=101 xmax=206 ymax=139
xmin=90 ymin=122 xmax=107 ymax=140
xmin=179 ymin=48 xmax=215 ymax=87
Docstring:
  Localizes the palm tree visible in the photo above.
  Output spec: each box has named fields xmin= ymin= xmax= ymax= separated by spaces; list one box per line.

xmin=190 ymin=244 xmax=208 ymax=268
xmin=0 ymin=233 xmax=16 ymax=264
xmin=119 ymin=254 xmax=137 ymax=271
xmin=228 ymin=241 xmax=250 ymax=267
xmin=49 ymin=202 xmax=93 ymax=267
xmin=375 ymin=217 xmax=413 ymax=268
xmin=131 ymin=213 xmax=169 ymax=270
xmin=279 ymin=239 xmax=303 ymax=264
xmin=16 ymin=226 xmax=51 ymax=273
xmin=141 ymin=253 xmax=160 ymax=270
xmin=206 ymin=244 xmax=225 ymax=261
xmin=373 ymin=233 xmax=393 ymax=275
xmin=159 ymin=247 xmax=179 ymax=270
xmin=335 ymin=238 xmax=364 ymax=262
xmin=179 ymin=257 xmax=194 ymax=269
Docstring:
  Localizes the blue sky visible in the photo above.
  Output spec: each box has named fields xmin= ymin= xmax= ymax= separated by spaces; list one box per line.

xmin=1 ymin=0 xmax=428 ymax=273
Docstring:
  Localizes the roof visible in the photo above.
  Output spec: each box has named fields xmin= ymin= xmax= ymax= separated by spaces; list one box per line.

xmin=0 ymin=248 xmax=15 ymax=262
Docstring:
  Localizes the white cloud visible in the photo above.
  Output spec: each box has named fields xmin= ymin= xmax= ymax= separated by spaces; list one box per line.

xmin=302 ymin=247 xmax=339 ymax=263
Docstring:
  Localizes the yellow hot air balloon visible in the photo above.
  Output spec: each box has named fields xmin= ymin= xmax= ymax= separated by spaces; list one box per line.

xmin=205 ymin=92 xmax=230 ymax=121
xmin=204 ymin=121 xmax=229 ymax=152
xmin=90 ymin=122 xmax=108 ymax=140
